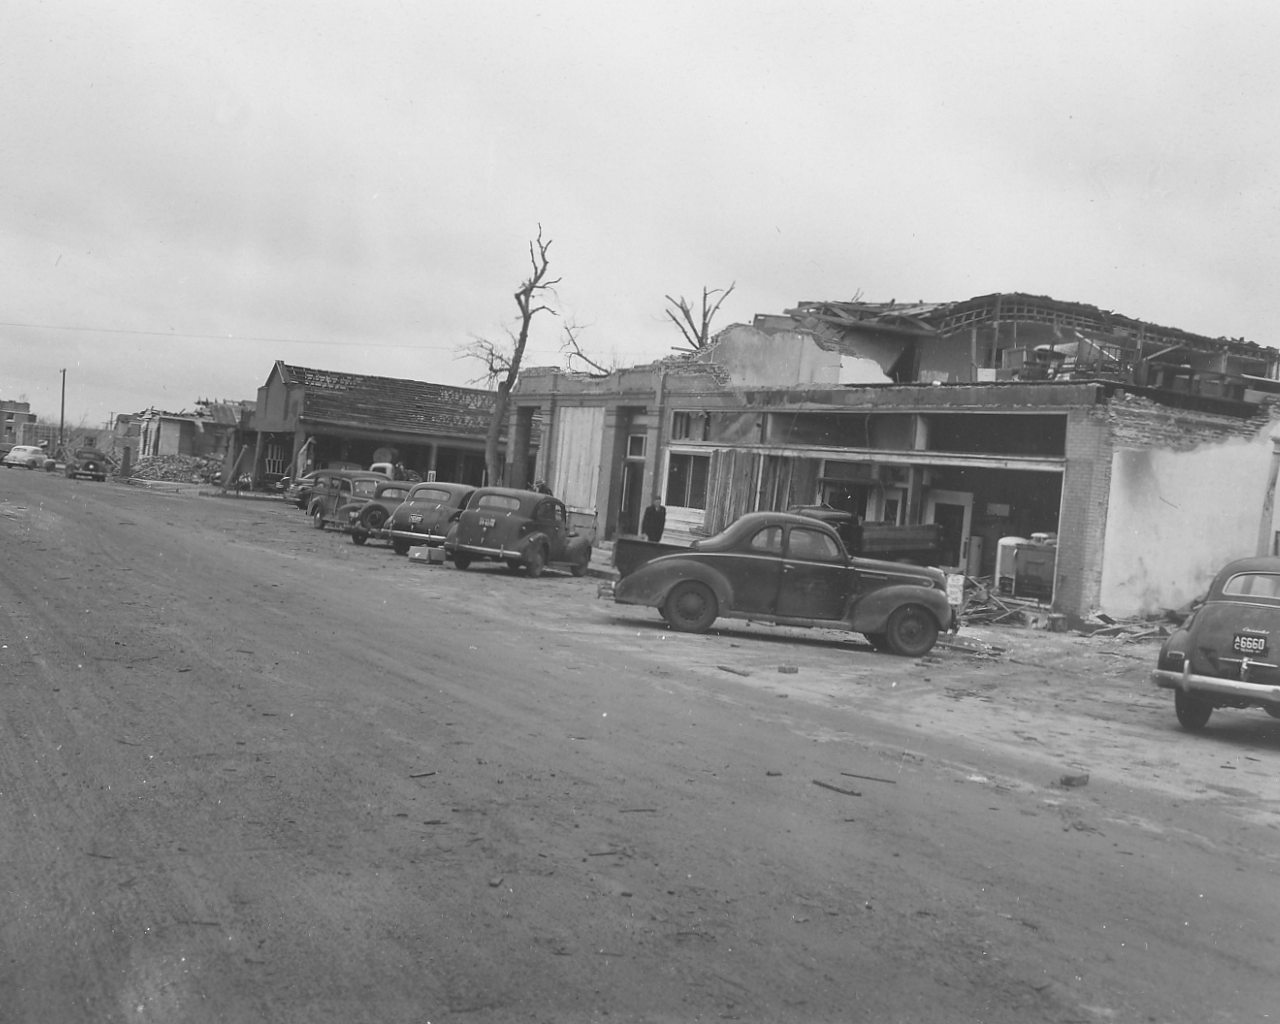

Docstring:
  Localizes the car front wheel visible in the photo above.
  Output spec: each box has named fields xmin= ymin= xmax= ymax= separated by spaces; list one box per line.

xmin=310 ymin=506 xmax=325 ymax=530
xmin=1175 ymin=690 xmax=1214 ymax=730
xmin=662 ymin=581 xmax=718 ymax=633
xmin=525 ymin=546 xmax=547 ymax=578
xmin=884 ymin=605 xmax=939 ymax=657
xmin=452 ymin=553 xmax=471 ymax=570
xmin=570 ymin=548 xmax=591 ymax=577
xmin=392 ymin=538 xmax=410 ymax=556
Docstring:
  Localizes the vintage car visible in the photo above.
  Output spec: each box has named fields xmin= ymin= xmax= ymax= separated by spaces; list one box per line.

xmin=1152 ymin=556 xmax=1280 ymax=730
xmin=601 ymin=511 xmax=958 ymax=657
xmin=64 ymin=447 xmax=109 ymax=481
xmin=282 ymin=471 xmax=320 ymax=508
xmin=443 ymin=487 xmax=592 ymax=577
xmin=386 ymin=482 xmax=477 ymax=556
xmin=3 ymin=445 xmax=49 ymax=470
xmin=336 ymin=480 xmax=415 ymax=545
xmin=306 ymin=471 xmax=385 ymax=530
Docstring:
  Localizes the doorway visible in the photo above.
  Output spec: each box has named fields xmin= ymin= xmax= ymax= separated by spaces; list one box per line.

xmin=925 ymin=489 xmax=973 ymax=572
xmin=618 ymin=460 xmax=644 ymax=536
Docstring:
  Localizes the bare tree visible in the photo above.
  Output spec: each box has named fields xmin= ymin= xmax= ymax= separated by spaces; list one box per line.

xmin=461 ymin=227 xmax=560 ymax=486
xmin=664 ymin=282 xmax=736 ymax=351
xmin=560 ymin=320 xmax=616 ymax=377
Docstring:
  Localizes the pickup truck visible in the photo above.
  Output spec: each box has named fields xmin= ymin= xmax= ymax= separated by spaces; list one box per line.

xmin=789 ymin=505 xmax=943 ymax=565
xmin=601 ymin=511 xmax=958 ymax=656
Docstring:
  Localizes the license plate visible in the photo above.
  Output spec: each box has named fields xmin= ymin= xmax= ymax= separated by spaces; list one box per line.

xmin=480 ymin=516 xmax=496 ymax=528
xmin=409 ymin=514 xmax=422 ymax=524
xmin=1233 ymin=633 xmax=1268 ymax=655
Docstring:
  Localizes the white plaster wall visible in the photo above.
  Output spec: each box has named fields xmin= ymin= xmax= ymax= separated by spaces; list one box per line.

xmin=709 ymin=326 xmax=841 ymax=387
xmin=1099 ymin=431 xmax=1275 ymax=616
xmin=837 ymin=355 xmax=892 ymax=384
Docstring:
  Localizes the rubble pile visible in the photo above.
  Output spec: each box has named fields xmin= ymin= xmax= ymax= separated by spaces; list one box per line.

xmin=957 ymin=578 xmax=1034 ymax=626
xmin=1078 ymin=612 xmax=1172 ymax=642
xmin=129 ymin=454 xmax=222 ymax=483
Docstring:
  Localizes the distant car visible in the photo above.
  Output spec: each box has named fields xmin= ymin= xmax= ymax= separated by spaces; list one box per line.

xmin=444 ymin=487 xmax=592 ymax=577
xmin=64 ymin=447 xmax=109 ymax=481
xmin=3 ymin=445 xmax=48 ymax=470
xmin=1152 ymin=556 xmax=1280 ymax=730
xmin=306 ymin=471 xmax=385 ymax=530
xmin=385 ymin=482 xmax=477 ymax=555
xmin=336 ymin=480 xmax=415 ymax=545
xmin=283 ymin=471 xmax=320 ymax=509
xmin=602 ymin=511 xmax=957 ymax=656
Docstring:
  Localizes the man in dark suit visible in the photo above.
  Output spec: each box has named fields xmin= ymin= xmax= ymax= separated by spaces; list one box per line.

xmin=641 ymin=496 xmax=667 ymax=542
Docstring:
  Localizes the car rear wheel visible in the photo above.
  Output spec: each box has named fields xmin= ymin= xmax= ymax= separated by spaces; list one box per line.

xmin=884 ymin=605 xmax=939 ymax=657
xmin=452 ymin=553 xmax=471 ymax=570
xmin=1175 ymin=690 xmax=1214 ymax=731
xmin=351 ymin=529 xmax=367 ymax=545
xmin=570 ymin=548 xmax=591 ymax=577
xmin=525 ymin=547 xmax=547 ymax=578
xmin=392 ymin=538 xmax=410 ymax=556
xmin=663 ymin=581 xmax=718 ymax=633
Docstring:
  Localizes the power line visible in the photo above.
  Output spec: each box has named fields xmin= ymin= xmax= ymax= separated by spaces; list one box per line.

xmin=0 ymin=319 xmax=460 ymax=351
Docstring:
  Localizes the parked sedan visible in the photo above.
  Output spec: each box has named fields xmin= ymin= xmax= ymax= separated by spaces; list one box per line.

xmin=306 ymin=471 xmax=385 ymax=530
xmin=386 ymin=482 xmax=476 ymax=555
xmin=603 ymin=511 xmax=957 ymax=656
xmin=64 ymin=447 xmax=109 ymax=481
xmin=282 ymin=472 xmax=319 ymax=508
xmin=1152 ymin=556 xmax=1280 ymax=730
xmin=444 ymin=487 xmax=592 ymax=577
xmin=336 ymin=480 xmax=415 ymax=545
xmin=3 ymin=445 xmax=49 ymax=470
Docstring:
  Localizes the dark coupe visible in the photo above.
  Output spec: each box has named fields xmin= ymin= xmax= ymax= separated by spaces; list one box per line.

xmin=64 ymin=447 xmax=109 ymax=481
xmin=444 ymin=487 xmax=592 ymax=577
xmin=603 ymin=511 xmax=957 ymax=657
xmin=385 ymin=482 xmax=476 ymax=556
xmin=1152 ymin=556 xmax=1280 ymax=730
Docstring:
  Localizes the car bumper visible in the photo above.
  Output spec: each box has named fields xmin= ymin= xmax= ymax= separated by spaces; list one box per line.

xmin=387 ymin=528 xmax=443 ymax=546
xmin=447 ymin=543 xmax=525 ymax=561
xmin=1151 ymin=665 xmax=1280 ymax=704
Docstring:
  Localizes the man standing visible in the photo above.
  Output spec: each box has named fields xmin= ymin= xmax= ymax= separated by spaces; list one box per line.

xmin=641 ymin=495 xmax=667 ymax=543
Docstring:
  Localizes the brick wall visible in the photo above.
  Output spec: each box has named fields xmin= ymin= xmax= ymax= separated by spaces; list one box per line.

xmin=1108 ymin=394 xmax=1271 ymax=451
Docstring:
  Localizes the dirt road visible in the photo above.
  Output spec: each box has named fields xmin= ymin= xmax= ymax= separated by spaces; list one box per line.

xmin=2 ymin=471 xmax=1278 ymax=1022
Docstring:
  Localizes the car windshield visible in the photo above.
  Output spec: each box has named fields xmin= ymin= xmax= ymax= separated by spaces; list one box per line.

xmin=352 ymin=480 xmax=381 ymax=498
xmin=413 ymin=488 xmax=453 ymax=503
xmin=1222 ymin=573 xmax=1280 ymax=599
xmin=477 ymin=495 xmax=521 ymax=512
xmin=76 ymin=449 xmax=100 ymax=457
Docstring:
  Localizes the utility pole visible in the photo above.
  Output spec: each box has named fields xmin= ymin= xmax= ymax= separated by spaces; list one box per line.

xmin=59 ymin=368 xmax=66 ymax=450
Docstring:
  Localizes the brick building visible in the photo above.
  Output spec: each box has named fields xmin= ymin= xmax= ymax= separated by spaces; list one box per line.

xmin=508 ymin=293 xmax=1280 ymax=621
xmin=1 ymin=400 xmax=38 ymax=447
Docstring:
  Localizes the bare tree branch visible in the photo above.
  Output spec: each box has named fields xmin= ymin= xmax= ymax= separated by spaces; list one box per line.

xmin=664 ymin=282 xmax=736 ymax=351
xmin=560 ymin=320 xmax=615 ymax=376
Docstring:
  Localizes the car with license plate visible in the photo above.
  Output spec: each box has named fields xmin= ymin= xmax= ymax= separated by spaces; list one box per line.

xmin=443 ymin=487 xmax=592 ymax=577
xmin=1152 ymin=556 xmax=1280 ymax=730
xmin=336 ymin=480 xmax=415 ymax=545
xmin=306 ymin=471 xmax=385 ymax=531
xmin=3 ymin=445 xmax=49 ymax=470
xmin=386 ymin=482 xmax=476 ymax=556
xmin=601 ymin=511 xmax=958 ymax=656
xmin=64 ymin=446 xmax=109 ymax=481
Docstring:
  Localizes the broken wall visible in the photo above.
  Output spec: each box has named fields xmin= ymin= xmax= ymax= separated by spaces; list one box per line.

xmin=1098 ymin=399 xmax=1279 ymax=616
xmin=705 ymin=325 xmax=841 ymax=387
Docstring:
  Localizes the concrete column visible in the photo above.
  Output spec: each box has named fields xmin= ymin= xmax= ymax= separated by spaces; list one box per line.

xmin=1257 ymin=432 xmax=1280 ymax=556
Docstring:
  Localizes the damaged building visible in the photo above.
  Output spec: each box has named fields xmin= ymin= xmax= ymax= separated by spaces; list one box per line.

xmin=248 ymin=361 xmax=521 ymax=487
xmin=507 ymin=292 xmax=1280 ymax=622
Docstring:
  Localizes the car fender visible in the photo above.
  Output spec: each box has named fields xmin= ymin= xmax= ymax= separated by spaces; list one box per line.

xmin=307 ymin=498 xmax=325 ymax=520
xmin=614 ymin=557 xmax=733 ymax=611
xmin=846 ymin=585 xmax=954 ymax=633
xmin=564 ymin=534 xmax=592 ymax=563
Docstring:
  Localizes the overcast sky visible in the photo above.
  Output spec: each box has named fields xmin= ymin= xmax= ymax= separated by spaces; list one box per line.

xmin=4 ymin=1 xmax=1278 ymax=425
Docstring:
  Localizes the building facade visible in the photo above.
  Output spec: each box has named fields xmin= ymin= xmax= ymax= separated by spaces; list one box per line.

xmin=509 ymin=294 xmax=1280 ymax=621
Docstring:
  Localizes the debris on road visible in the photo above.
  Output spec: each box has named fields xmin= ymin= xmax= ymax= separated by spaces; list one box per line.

xmin=778 ymin=665 xmax=798 ymax=674
xmin=813 ymin=779 xmax=862 ymax=797
xmin=840 ymin=771 xmax=898 ymax=785
xmin=717 ymin=665 xmax=751 ymax=677
xmin=1058 ymin=772 xmax=1090 ymax=788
